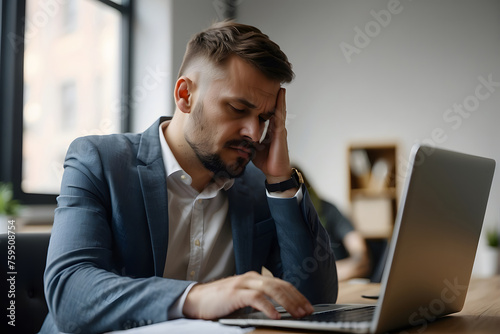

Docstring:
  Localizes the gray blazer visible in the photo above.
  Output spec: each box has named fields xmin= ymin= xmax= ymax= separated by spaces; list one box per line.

xmin=40 ymin=117 xmax=338 ymax=333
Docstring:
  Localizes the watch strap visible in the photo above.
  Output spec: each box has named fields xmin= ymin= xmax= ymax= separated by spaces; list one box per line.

xmin=265 ymin=168 xmax=303 ymax=192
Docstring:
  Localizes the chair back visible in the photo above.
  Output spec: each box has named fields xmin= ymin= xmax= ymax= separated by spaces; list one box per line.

xmin=1 ymin=232 xmax=50 ymax=334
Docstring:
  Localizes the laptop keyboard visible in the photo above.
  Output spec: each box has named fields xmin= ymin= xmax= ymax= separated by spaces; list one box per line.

xmin=283 ymin=305 xmax=375 ymax=323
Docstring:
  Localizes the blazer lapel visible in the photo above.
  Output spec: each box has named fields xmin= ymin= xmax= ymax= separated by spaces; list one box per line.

xmin=137 ymin=117 xmax=170 ymax=277
xmin=227 ymin=179 xmax=255 ymax=274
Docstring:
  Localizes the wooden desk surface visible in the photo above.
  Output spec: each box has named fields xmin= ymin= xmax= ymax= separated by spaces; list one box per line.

xmin=252 ymin=276 xmax=500 ymax=333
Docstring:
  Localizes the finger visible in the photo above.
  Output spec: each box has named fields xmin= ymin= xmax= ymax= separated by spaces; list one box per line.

xmin=238 ymin=290 xmax=281 ymax=320
xmin=266 ymin=280 xmax=313 ymax=318
xmin=274 ymin=88 xmax=286 ymax=133
xmin=242 ymin=274 xmax=313 ymax=318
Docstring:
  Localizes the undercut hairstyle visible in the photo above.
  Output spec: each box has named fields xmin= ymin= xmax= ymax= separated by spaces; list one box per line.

xmin=178 ymin=21 xmax=294 ymax=84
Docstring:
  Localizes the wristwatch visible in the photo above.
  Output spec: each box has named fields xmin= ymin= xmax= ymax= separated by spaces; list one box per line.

xmin=265 ymin=168 xmax=304 ymax=192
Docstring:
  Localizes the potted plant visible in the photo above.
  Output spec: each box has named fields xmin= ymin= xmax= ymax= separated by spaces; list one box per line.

xmin=486 ymin=228 xmax=499 ymax=248
xmin=483 ymin=227 xmax=499 ymax=276
xmin=0 ymin=182 xmax=20 ymax=233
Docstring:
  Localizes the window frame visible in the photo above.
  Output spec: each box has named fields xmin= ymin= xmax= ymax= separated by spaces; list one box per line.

xmin=0 ymin=0 xmax=133 ymax=205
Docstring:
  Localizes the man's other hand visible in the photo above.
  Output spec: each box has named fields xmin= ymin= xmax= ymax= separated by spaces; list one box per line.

xmin=182 ymin=271 xmax=314 ymax=320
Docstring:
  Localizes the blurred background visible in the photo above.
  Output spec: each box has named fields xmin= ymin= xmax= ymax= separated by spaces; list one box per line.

xmin=1 ymin=0 xmax=499 ymax=277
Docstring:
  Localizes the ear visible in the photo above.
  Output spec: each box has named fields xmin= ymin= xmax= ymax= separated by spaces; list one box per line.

xmin=174 ymin=76 xmax=193 ymax=113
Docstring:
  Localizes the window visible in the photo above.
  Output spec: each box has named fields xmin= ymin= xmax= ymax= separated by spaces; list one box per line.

xmin=0 ymin=0 xmax=132 ymax=203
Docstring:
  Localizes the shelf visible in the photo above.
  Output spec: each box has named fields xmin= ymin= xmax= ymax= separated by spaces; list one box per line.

xmin=350 ymin=187 xmax=397 ymax=199
xmin=348 ymin=143 xmax=398 ymax=239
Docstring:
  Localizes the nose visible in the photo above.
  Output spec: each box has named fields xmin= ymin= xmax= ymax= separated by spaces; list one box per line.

xmin=240 ymin=117 xmax=262 ymax=143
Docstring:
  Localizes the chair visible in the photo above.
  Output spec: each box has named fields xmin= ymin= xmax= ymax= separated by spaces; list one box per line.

xmin=1 ymin=232 xmax=50 ymax=334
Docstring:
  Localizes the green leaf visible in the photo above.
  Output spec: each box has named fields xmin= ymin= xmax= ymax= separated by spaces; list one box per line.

xmin=0 ymin=183 xmax=19 ymax=216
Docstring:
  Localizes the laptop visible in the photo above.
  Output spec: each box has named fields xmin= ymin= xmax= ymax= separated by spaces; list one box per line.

xmin=220 ymin=144 xmax=496 ymax=333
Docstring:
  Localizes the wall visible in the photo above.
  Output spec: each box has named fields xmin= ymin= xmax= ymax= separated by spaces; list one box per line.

xmin=131 ymin=0 xmax=172 ymax=132
xmin=236 ymin=0 xmax=500 ymax=276
xmin=132 ymin=0 xmax=226 ymax=132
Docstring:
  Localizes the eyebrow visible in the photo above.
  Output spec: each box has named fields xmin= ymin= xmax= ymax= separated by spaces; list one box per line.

xmin=236 ymin=98 xmax=256 ymax=109
xmin=235 ymin=98 xmax=275 ymax=117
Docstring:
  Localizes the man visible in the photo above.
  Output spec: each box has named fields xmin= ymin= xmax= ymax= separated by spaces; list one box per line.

xmin=40 ymin=21 xmax=338 ymax=333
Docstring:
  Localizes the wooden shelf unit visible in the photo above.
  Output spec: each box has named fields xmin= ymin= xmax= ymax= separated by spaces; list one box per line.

xmin=348 ymin=143 xmax=398 ymax=239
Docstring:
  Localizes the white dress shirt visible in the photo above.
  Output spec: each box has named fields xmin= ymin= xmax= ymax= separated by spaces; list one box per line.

xmin=159 ymin=121 xmax=236 ymax=283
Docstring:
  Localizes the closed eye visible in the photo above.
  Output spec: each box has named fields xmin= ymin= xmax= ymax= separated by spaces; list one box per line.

xmin=230 ymin=105 xmax=246 ymax=113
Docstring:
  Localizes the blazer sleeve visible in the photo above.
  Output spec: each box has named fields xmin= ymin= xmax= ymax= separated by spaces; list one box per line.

xmin=43 ymin=137 xmax=192 ymax=333
xmin=266 ymin=185 xmax=339 ymax=304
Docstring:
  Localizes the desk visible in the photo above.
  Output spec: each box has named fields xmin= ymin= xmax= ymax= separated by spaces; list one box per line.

xmin=252 ymin=276 xmax=500 ymax=333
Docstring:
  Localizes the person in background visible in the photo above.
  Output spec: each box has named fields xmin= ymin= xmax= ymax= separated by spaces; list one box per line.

xmin=296 ymin=166 xmax=371 ymax=281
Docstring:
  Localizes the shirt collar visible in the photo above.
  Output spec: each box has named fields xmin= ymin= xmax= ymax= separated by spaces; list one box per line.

xmin=158 ymin=120 xmax=234 ymax=191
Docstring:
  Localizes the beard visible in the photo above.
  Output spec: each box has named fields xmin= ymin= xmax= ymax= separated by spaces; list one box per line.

xmin=185 ymin=102 xmax=255 ymax=179
xmin=189 ymin=144 xmax=249 ymax=179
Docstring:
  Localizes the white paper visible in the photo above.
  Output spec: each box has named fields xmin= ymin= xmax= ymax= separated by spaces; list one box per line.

xmin=108 ymin=319 xmax=255 ymax=334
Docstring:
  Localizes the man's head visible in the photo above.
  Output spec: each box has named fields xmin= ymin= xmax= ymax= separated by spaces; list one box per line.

xmin=172 ymin=21 xmax=294 ymax=180
xmin=178 ymin=20 xmax=294 ymax=84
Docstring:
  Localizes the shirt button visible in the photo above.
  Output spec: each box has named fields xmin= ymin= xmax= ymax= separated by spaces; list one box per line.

xmin=197 ymin=199 xmax=203 ymax=204
xmin=190 ymin=270 xmax=195 ymax=277
xmin=195 ymin=239 xmax=200 ymax=247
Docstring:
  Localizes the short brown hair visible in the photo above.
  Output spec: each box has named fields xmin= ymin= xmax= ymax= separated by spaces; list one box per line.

xmin=178 ymin=21 xmax=294 ymax=84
